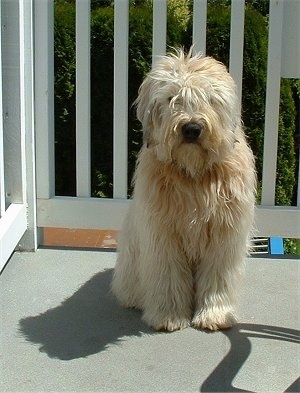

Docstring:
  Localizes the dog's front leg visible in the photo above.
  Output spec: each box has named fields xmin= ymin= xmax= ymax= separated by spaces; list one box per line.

xmin=111 ymin=208 xmax=143 ymax=310
xmin=141 ymin=246 xmax=193 ymax=332
xmin=192 ymin=247 xmax=244 ymax=331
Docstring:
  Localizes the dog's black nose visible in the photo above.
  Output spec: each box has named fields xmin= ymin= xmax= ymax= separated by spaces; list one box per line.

xmin=182 ymin=122 xmax=202 ymax=142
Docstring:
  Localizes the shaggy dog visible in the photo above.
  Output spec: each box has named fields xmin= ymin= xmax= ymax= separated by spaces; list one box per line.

xmin=111 ymin=49 xmax=256 ymax=332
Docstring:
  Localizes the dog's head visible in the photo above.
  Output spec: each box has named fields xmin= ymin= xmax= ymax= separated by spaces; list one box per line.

xmin=135 ymin=49 xmax=240 ymax=176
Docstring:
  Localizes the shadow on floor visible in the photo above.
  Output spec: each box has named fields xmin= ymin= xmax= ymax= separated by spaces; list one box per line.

xmin=200 ymin=323 xmax=300 ymax=393
xmin=19 ymin=269 xmax=153 ymax=360
xmin=18 ymin=269 xmax=300 ymax=392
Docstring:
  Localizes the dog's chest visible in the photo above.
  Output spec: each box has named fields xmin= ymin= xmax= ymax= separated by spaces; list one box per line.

xmin=138 ymin=160 xmax=241 ymax=253
xmin=158 ymin=176 xmax=235 ymax=251
xmin=168 ymin=199 xmax=213 ymax=261
xmin=166 ymin=178 xmax=220 ymax=223
xmin=158 ymin=180 xmax=209 ymax=225
xmin=176 ymin=197 xmax=209 ymax=238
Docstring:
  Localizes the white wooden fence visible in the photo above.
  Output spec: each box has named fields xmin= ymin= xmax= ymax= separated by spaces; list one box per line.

xmin=0 ymin=0 xmax=299 ymax=269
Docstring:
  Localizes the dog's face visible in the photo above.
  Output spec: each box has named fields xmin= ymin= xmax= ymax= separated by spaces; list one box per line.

xmin=135 ymin=49 xmax=240 ymax=176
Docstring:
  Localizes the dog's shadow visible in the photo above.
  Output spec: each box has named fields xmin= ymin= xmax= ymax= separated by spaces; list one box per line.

xmin=19 ymin=269 xmax=152 ymax=360
xmin=200 ymin=323 xmax=300 ymax=393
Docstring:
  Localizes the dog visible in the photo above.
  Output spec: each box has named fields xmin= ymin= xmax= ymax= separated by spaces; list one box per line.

xmin=111 ymin=49 xmax=256 ymax=332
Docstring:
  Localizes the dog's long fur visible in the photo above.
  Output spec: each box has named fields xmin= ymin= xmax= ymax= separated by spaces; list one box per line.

xmin=111 ymin=49 xmax=256 ymax=331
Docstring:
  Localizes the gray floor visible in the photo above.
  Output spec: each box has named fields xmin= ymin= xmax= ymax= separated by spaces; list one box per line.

xmin=0 ymin=248 xmax=299 ymax=393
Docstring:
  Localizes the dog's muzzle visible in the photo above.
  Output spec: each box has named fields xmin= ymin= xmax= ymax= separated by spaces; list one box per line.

xmin=182 ymin=122 xmax=202 ymax=143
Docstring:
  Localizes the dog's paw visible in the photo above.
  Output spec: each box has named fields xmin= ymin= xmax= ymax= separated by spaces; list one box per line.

xmin=192 ymin=310 xmax=237 ymax=331
xmin=153 ymin=319 xmax=191 ymax=332
xmin=143 ymin=313 xmax=191 ymax=332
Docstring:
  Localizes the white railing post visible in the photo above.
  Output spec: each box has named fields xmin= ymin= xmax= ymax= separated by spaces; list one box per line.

xmin=152 ymin=0 xmax=167 ymax=64
xmin=192 ymin=0 xmax=207 ymax=55
xmin=17 ymin=0 xmax=37 ymax=251
xmin=35 ymin=0 xmax=55 ymax=199
xmin=229 ymin=0 xmax=245 ymax=109
xmin=0 ymin=2 xmax=5 ymax=217
xmin=113 ymin=0 xmax=129 ymax=199
xmin=1 ymin=0 xmax=25 ymax=205
xmin=76 ymin=0 xmax=91 ymax=197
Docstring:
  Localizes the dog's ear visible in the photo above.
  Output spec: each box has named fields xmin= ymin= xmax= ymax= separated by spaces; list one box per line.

xmin=135 ymin=77 xmax=155 ymax=147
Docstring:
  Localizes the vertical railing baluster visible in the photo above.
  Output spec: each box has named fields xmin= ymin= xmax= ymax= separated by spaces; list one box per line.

xmin=35 ymin=0 xmax=55 ymax=199
xmin=76 ymin=0 xmax=91 ymax=197
xmin=152 ymin=0 xmax=167 ymax=65
xmin=18 ymin=0 xmax=37 ymax=251
xmin=113 ymin=0 xmax=129 ymax=199
xmin=2 ymin=0 xmax=23 ymax=205
xmin=192 ymin=0 xmax=207 ymax=55
xmin=229 ymin=0 xmax=245 ymax=110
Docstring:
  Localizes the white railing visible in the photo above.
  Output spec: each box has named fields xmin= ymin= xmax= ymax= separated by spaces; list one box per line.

xmin=0 ymin=0 xmax=299 ymax=269
xmin=36 ymin=0 xmax=300 ymax=239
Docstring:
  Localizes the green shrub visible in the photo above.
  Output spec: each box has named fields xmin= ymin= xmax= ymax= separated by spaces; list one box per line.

xmin=242 ymin=6 xmax=268 ymax=185
xmin=90 ymin=7 xmax=114 ymax=197
xmin=276 ymin=80 xmax=296 ymax=205
xmin=54 ymin=2 xmax=76 ymax=195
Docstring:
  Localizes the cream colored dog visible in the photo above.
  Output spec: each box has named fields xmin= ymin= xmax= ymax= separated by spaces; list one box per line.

xmin=112 ymin=49 xmax=256 ymax=332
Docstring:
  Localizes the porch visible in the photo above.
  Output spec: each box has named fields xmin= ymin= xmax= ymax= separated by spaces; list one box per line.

xmin=0 ymin=0 xmax=300 ymax=391
xmin=1 ymin=249 xmax=299 ymax=393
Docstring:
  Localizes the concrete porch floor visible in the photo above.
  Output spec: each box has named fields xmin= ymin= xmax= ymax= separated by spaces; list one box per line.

xmin=0 ymin=248 xmax=299 ymax=393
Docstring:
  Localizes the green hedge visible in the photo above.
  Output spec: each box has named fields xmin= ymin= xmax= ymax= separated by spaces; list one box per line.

xmin=54 ymin=3 xmax=76 ymax=196
xmin=54 ymin=2 xmax=296 ymax=206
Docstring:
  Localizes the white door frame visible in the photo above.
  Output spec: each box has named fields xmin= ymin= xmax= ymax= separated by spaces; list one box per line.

xmin=0 ymin=0 xmax=36 ymax=272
